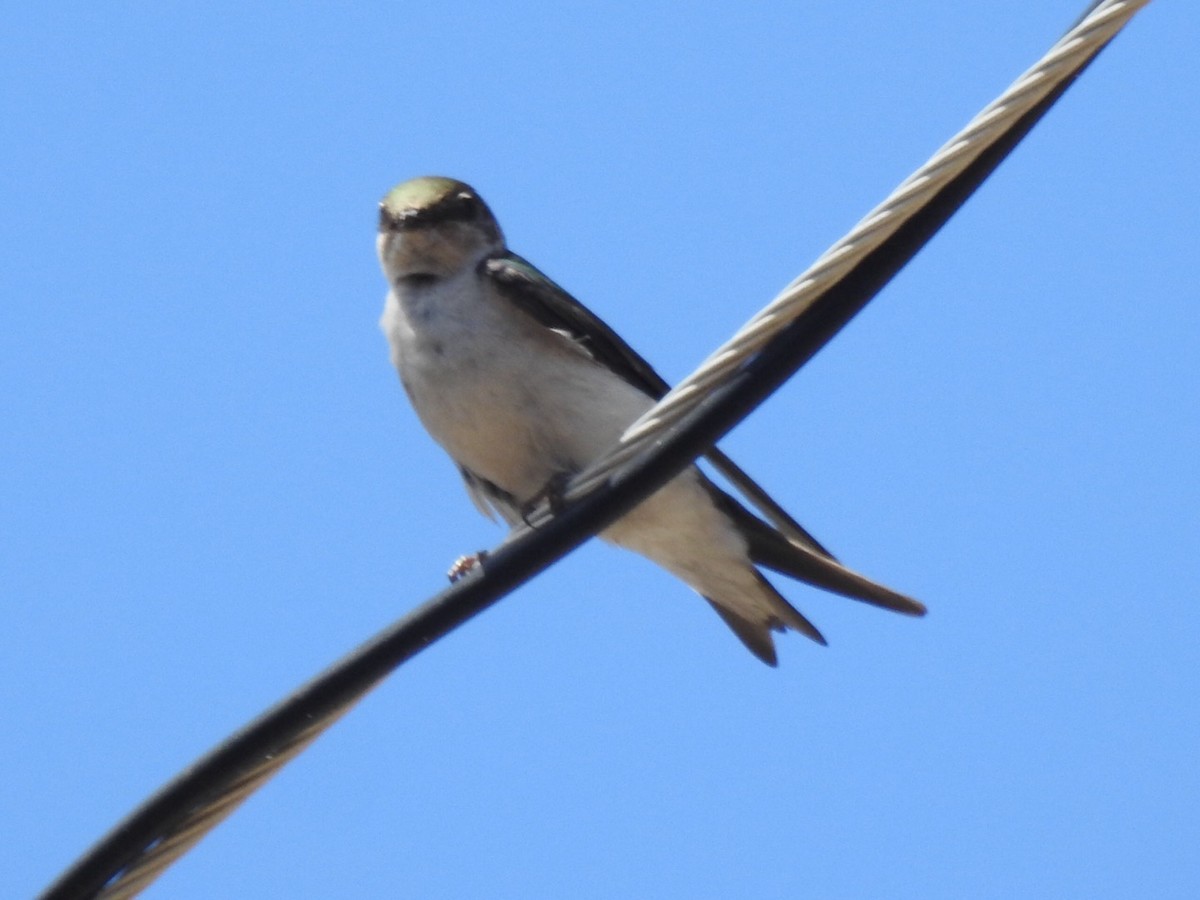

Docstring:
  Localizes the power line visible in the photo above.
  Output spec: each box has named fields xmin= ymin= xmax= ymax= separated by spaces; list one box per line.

xmin=39 ymin=2 xmax=1149 ymax=896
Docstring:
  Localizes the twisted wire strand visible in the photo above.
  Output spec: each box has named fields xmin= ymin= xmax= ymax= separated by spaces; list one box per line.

xmin=542 ymin=0 xmax=1148 ymax=508
xmin=38 ymin=2 xmax=1148 ymax=897
xmin=93 ymin=702 xmax=361 ymax=900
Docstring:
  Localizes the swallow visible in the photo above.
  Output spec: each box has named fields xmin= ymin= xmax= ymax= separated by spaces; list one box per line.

xmin=377 ymin=176 xmax=925 ymax=664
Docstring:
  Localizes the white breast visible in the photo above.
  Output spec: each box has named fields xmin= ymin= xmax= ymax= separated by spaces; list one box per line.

xmin=380 ymin=272 xmax=654 ymax=502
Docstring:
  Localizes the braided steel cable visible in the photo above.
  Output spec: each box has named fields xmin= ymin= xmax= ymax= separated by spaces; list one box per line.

xmin=541 ymin=0 xmax=1150 ymax=510
xmin=90 ymin=706 xmax=360 ymax=900
xmin=39 ymin=2 xmax=1149 ymax=897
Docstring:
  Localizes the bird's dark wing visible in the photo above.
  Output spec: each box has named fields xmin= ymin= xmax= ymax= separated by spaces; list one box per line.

xmin=483 ymin=252 xmax=835 ymax=558
xmin=705 ymin=484 xmax=926 ymax=617
xmin=484 ymin=253 xmax=670 ymax=396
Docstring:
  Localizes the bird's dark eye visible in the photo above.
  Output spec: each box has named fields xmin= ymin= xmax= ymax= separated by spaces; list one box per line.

xmin=446 ymin=191 xmax=478 ymax=220
xmin=378 ymin=205 xmax=397 ymax=231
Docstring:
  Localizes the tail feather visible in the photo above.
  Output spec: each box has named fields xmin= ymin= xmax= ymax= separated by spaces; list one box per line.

xmin=712 ymin=487 xmax=925 ymax=616
xmin=704 ymin=600 xmax=781 ymax=666
xmin=705 ymin=575 xmax=827 ymax=667
xmin=753 ymin=573 xmax=828 ymax=645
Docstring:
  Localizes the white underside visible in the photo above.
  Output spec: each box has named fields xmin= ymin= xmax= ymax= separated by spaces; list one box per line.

xmin=380 ymin=267 xmax=774 ymax=625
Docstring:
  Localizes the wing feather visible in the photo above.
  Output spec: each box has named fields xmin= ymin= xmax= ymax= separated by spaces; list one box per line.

xmin=483 ymin=253 xmax=835 ymax=558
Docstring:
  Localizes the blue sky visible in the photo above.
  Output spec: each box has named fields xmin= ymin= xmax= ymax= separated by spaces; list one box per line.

xmin=3 ymin=2 xmax=1196 ymax=898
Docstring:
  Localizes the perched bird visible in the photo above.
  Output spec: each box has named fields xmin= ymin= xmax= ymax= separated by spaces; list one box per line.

xmin=377 ymin=176 xmax=925 ymax=665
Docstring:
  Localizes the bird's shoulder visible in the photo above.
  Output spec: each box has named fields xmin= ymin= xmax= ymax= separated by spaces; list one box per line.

xmin=482 ymin=252 xmax=670 ymax=397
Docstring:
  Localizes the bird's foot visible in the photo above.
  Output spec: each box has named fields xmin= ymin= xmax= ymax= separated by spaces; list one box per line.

xmin=520 ymin=472 xmax=572 ymax=526
xmin=447 ymin=550 xmax=489 ymax=582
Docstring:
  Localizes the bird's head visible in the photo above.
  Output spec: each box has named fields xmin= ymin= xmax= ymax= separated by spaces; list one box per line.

xmin=377 ymin=176 xmax=504 ymax=284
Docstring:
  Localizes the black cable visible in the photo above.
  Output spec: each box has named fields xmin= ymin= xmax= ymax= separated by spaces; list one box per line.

xmin=39 ymin=11 xmax=1123 ymax=899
